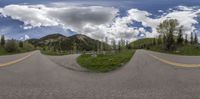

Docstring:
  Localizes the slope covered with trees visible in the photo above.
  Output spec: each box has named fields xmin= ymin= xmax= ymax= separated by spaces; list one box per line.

xmin=27 ymin=34 xmax=111 ymax=55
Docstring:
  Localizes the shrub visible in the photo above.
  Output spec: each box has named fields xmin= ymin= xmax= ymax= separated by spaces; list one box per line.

xmin=5 ymin=40 xmax=19 ymax=52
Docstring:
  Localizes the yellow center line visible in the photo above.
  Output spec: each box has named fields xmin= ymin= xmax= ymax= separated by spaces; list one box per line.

xmin=0 ymin=51 xmax=36 ymax=67
xmin=148 ymin=54 xmax=200 ymax=67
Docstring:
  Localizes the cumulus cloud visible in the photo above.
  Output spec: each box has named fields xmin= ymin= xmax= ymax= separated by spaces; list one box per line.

xmin=0 ymin=4 xmax=119 ymax=41
xmin=0 ymin=4 xmax=200 ymax=42
xmin=109 ymin=6 xmax=200 ymax=41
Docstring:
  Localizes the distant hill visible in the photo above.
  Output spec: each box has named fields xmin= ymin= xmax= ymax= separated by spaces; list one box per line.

xmin=40 ymin=34 xmax=67 ymax=41
xmin=129 ymin=38 xmax=155 ymax=49
xmin=27 ymin=34 xmax=110 ymax=51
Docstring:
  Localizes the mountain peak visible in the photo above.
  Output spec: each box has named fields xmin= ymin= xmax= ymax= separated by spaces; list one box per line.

xmin=40 ymin=33 xmax=67 ymax=41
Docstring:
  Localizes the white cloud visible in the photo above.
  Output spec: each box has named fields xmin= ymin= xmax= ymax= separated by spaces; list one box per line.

xmin=0 ymin=4 xmax=200 ymax=42
xmin=20 ymin=34 xmax=30 ymax=40
xmin=158 ymin=10 xmax=163 ymax=13
xmin=109 ymin=6 xmax=200 ymax=41
xmin=0 ymin=4 xmax=118 ymax=40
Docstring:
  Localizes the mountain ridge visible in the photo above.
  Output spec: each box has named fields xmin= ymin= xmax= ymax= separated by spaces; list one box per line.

xmin=27 ymin=33 xmax=110 ymax=51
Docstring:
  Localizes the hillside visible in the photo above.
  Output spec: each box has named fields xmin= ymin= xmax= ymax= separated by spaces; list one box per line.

xmin=129 ymin=38 xmax=155 ymax=49
xmin=27 ymin=34 xmax=110 ymax=51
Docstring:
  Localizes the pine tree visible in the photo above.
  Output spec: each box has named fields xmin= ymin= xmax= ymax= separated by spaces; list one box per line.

xmin=185 ymin=34 xmax=188 ymax=44
xmin=194 ymin=33 xmax=198 ymax=44
xmin=1 ymin=35 xmax=5 ymax=47
xmin=153 ymin=38 xmax=156 ymax=45
xmin=177 ymin=27 xmax=183 ymax=45
xmin=126 ymin=40 xmax=131 ymax=49
xmin=166 ymin=31 xmax=175 ymax=50
xmin=19 ymin=41 xmax=23 ymax=48
xmin=190 ymin=32 xmax=194 ymax=44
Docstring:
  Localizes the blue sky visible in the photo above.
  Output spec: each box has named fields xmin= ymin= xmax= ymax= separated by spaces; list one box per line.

xmin=0 ymin=0 xmax=200 ymax=41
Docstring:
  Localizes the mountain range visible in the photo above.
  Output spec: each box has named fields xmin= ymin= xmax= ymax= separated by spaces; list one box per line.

xmin=27 ymin=34 xmax=110 ymax=51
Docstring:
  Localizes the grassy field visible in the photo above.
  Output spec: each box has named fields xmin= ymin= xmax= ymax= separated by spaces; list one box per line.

xmin=0 ymin=47 xmax=17 ymax=55
xmin=77 ymin=50 xmax=135 ymax=72
xmin=149 ymin=44 xmax=200 ymax=56
xmin=129 ymin=38 xmax=200 ymax=56
xmin=0 ymin=47 xmax=35 ymax=56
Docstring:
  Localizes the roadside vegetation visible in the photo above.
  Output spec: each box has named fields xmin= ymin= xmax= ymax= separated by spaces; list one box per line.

xmin=77 ymin=39 xmax=134 ymax=72
xmin=77 ymin=50 xmax=134 ymax=72
xmin=130 ymin=19 xmax=200 ymax=56
xmin=0 ymin=35 xmax=35 ymax=55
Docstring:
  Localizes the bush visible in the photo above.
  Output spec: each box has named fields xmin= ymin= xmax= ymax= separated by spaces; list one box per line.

xmin=19 ymin=41 xmax=23 ymax=48
xmin=23 ymin=42 xmax=35 ymax=51
xmin=5 ymin=40 xmax=19 ymax=52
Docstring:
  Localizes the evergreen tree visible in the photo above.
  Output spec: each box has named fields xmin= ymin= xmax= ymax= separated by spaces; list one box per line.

xmin=190 ymin=32 xmax=194 ymax=44
xmin=112 ymin=39 xmax=116 ymax=50
xmin=126 ymin=40 xmax=131 ymax=49
xmin=19 ymin=41 xmax=24 ymax=48
xmin=177 ymin=27 xmax=184 ymax=45
xmin=185 ymin=34 xmax=188 ymax=44
xmin=153 ymin=38 xmax=156 ymax=45
xmin=166 ymin=30 xmax=175 ymax=50
xmin=1 ymin=35 xmax=5 ymax=47
xmin=194 ymin=33 xmax=198 ymax=44
xmin=5 ymin=39 xmax=18 ymax=52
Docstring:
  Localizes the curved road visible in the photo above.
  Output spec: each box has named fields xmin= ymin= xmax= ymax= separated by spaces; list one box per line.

xmin=0 ymin=50 xmax=200 ymax=99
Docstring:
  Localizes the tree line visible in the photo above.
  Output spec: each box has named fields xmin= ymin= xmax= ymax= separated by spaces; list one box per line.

xmin=133 ymin=19 xmax=198 ymax=50
xmin=0 ymin=35 xmax=34 ymax=53
xmin=157 ymin=19 xmax=198 ymax=50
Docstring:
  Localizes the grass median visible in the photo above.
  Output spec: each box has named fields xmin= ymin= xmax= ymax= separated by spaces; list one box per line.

xmin=77 ymin=50 xmax=135 ymax=72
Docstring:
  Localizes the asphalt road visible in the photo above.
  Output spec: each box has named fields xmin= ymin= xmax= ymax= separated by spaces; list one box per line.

xmin=0 ymin=50 xmax=200 ymax=99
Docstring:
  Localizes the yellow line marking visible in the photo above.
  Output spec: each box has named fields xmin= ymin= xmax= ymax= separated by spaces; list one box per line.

xmin=0 ymin=52 xmax=36 ymax=67
xmin=149 ymin=54 xmax=200 ymax=67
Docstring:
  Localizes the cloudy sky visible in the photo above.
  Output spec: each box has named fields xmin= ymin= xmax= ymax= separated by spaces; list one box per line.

xmin=0 ymin=0 xmax=200 ymax=42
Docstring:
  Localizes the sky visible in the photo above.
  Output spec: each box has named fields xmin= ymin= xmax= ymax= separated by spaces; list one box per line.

xmin=0 ymin=0 xmax=200 ymax=42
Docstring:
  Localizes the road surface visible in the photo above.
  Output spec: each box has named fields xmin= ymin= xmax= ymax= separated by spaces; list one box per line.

xmin=0 ymin=50 xmax=200 ymax=99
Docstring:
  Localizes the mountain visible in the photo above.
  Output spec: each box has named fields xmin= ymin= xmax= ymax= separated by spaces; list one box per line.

xmin=40 ymin=34 xmax=67 ymax=41
xmin=27 ymin=34 xmax=110 ymax=51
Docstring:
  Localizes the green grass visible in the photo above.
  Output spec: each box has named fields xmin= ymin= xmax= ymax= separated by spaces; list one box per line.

xmin=149 ymin=44 xmax=200 ymax=56
xmin=0 ymin=47 xmax=34 ymax=56
xmin=0 ymin=47 xmax=16 ymax=55
xmin=77 ymin=50 xmax=135 ymax=72
xmin=41 ymin=50 xmax=69 ymax=56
